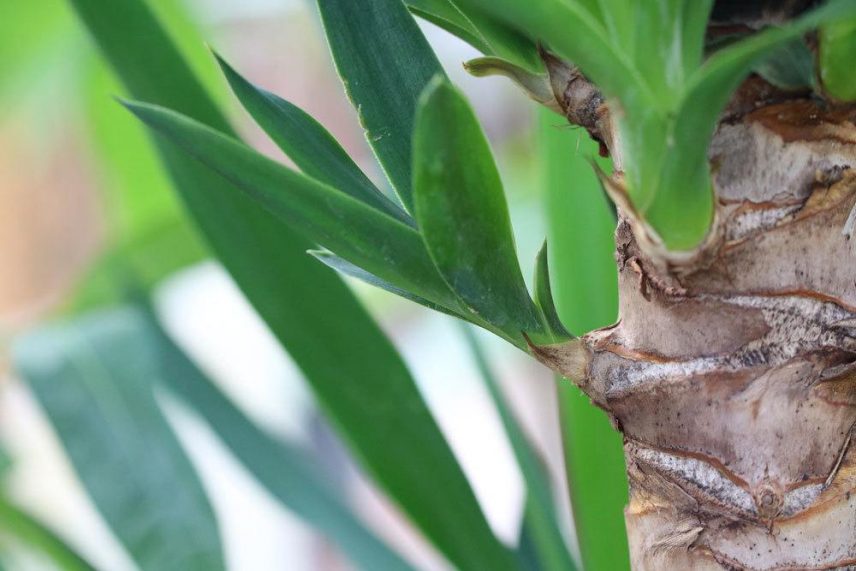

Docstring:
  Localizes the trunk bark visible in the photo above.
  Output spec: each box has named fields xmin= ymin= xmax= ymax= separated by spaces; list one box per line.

xmin=535 ymin=71 xmax=856 ymax=569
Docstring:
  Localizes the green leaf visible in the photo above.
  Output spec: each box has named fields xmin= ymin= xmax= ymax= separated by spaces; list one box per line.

xmin=214 ymin=53 xmax=412 ymax=226
xmin=538 ymin=110 xmax=628 ymax=571
xmin=413 ymin=77 xmax=539 ymax=339
xmin=317 ymin=0 xmax=444 ymax=213
xmin=754 ymin=39 xmax=815 ymax=90
xmin=71 ymin=2 xmax=518 ymax=570
xmin=122 ymin=100 xmax=457 ymax=310
xmin=310 ymin=250 xmax=464 ymax=318
xmin=533 ymin=242 xmax=572 ymax=341
xmin=14 ymin=309 xmax=226 ymax=571
xmin=138 ymin=306 xmax=413 ymax=571
xmin=464 ymin=56 xmax=555 ymax=107
xmin=406 ymin=0 xmax=492 ymax=53
xmin=457 ymin=0 xmax=652 ymax=112
xmin=407 ymin=0 xmax=543 ymax=73
xmin=462 ymin=327 xmax=577 ymax=571
xmin=0 ymin=497 xmax=96 ymax=571
xmin=820 ymin=17 xmax=856 ymax=101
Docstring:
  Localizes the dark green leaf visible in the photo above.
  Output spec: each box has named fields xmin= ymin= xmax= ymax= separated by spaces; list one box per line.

xmin=413 ymin=77 xmax=539 ymax=339
xmin=214 ymin=53 xmax=412 ymax=225
xmin=310 ymin=250 xmax=464 ymax=319
xmin=317 ymin=0 xmax=444 ymax=213
xmin=72 ymin=2 xmax=518 ymax=569
xmin=533 ymin=242 xmax=572 ymax=341
xmin=0 ymin=497 xmax=96 ymax=571
xmin=14 ymin=309 xmax=226 ymax=571
xmin=754 ymin=38 xmax=815 ymax=90
xmin=123 ymin=100 xmax=457 ymax=310
xmin=462 ymin=327 xmax=577 ymax=571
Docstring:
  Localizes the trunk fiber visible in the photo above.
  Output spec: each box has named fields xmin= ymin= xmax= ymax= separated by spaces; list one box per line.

xmin=537 ymin=76 xmax=856 ymax=569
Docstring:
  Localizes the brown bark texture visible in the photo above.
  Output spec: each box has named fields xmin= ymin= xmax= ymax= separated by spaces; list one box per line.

xmin=533 ymin=60 xmax=856 ymax=570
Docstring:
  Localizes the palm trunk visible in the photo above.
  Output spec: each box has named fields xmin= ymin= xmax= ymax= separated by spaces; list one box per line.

xmin=533 ymin=63 xmax=856 ymax=569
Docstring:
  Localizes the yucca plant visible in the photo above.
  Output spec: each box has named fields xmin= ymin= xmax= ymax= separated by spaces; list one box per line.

xmin=6 ymin=0 xmax=856 ymax=570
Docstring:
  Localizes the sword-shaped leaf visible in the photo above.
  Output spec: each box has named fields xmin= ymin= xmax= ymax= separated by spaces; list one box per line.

xmin=70 ymin=1 xmax=518 ymax=568
xmin=214 ymin=54 xmax=412 ymax=225
xmin=123 ymin=100 xmax=457 ymax=310
xmin=317 ymin=0 xmax=444 ymax=213
xmin=413 ymin=77 xmax=539 ymax=340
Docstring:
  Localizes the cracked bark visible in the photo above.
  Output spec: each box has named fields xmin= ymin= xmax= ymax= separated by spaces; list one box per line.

xmin=535 ymin=59 xmax=856 ymax=570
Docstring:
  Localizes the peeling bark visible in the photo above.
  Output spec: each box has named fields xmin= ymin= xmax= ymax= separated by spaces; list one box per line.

xmin=535 ymin=66 xmax=856 ymax=570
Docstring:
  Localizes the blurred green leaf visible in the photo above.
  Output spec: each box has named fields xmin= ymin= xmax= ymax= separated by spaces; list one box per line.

xmin=214 ymin=54 xmax=412 ymax=225
xmin=145 ymin=306 xmax=413 ymax=571
xmin=414 ymin=77 xmax=539 ymax=341
xmin=14 ymin=309 xmax=226 ymax=571
xmin=317 ymin=0 xmax=444 ymax=213
xmin=70 ymin=3 xmax=514 ymax=569
xmin=820 ymin=17 xmax=856 ymax=101
xmin=0 ymin=497 xmax=96 ymax=571
xmin=462 ymin=327 xmax=577 ymax=571
xmin=539 ymin=110 xmax=628 ymax=571
xmin=754 ymin=39 xmax=815 ymax=90
xmin=123 ymin=100 xmax=457 ymax=310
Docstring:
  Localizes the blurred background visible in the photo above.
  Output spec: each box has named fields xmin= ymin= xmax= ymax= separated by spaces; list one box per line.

xmin=0 ymin=0 xmax=620 ymax=569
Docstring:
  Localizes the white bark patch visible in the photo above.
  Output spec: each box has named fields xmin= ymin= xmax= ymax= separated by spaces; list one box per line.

xmin=596 ymin=293 xmax=856 ymax=396
xmin=632 ymin=445 xmax=757 ymax=516
xmin=710 ymin=121 xmax=856 ymax=204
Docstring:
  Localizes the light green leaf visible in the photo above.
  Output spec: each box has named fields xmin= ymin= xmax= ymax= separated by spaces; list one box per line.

xmin=462 ymin=327 xmax=576 ymax=571
xmin=820 ymin=17 xmax=856 ymax=101
xmin=71 ymin=2 xmax=518 ymax=569
xmin=539 ymin=111 xmax=628 ymax=571
xmin=214 ymin=54 xmax=412 ymax=225
xmin=123 ymin=100 xmax=457 ymax=310
xmin=317 ymin=0 xmax=444 ymax=213
xmin=464 ymin=56 xmax=555 ymax=107
xmin=140 ymin=307 xmax=413 ymax=571
xmin=0 ymin=497 xmax=96 ymax=571
xmin=14 ymin=309 xmax=226 ymax=571
xmin=413 ymin=77 xmax=539 ymax=340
